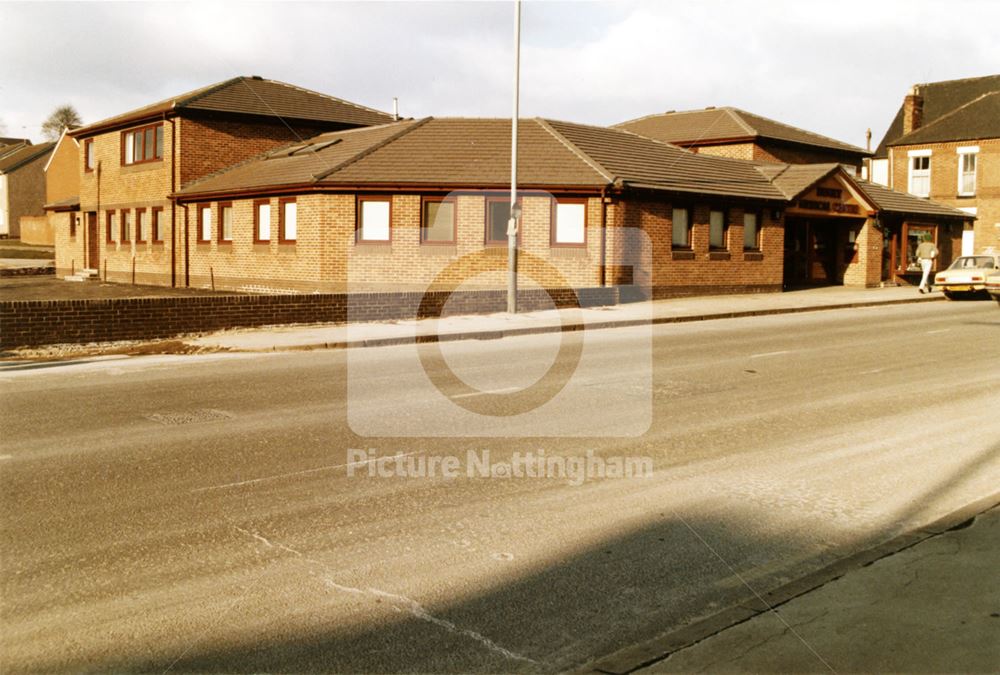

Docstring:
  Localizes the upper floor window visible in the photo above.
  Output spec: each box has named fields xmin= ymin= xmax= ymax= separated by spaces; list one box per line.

xmin=280 ymin=199 xmax=297 ymax=242
xmin=122 ymin=123 xmax=163 ymax=165
xmin=422 ymin=197 xmax=456 ymax=244
xmin=672 ymin=207 xmax=691 ymax=248
xmin=358 ymin=197 xmax=391 ymax=243
xmin=552 ymin=199 xmax=586 ymax=246
xmin=709 ymin=209 xmax=729 ymax=250
xmin=84 ymin=139 xmax=95 ymax=172
xmin=957 ymin=147 xmax=978 ymax=196
xmin=907 ymin=150 xmax=931 ymax=197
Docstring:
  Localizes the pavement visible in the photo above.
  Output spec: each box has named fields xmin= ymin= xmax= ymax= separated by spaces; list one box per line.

xmin=590 ymin=496 xmax=1000 ymax=674
xmin=190 ymin=285 xmax=950 ymax=352
xmin=0 ymin=257 xmax=54 ymax=269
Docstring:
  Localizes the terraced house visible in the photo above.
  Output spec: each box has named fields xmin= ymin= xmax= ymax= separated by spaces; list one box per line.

xmin=56 ymin=76 xmax=393 ymax=284
xmin=871 ymin=74 xmax=1000 ymax=264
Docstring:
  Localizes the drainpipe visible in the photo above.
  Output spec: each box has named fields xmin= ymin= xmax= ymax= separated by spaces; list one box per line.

xmin=599 ymin=186 xmax=608 ymax=287
xmin=183 ymin=203 xmax=190 ymax=287
xmin=168 ymin=114 xmax=177 ymax=287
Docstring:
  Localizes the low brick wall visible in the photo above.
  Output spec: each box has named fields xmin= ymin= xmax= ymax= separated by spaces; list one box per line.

xmin=18 ymin=216 xmax=55 ymax=245
xmin=0 ymin=266 xmax=55 ymax=277
xmin=0 ymin=286 xmax=619 ymax=348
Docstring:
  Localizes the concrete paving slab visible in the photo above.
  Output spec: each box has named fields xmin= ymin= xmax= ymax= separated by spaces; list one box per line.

xmin=638 ymin=506 xmax=1000 ymax=674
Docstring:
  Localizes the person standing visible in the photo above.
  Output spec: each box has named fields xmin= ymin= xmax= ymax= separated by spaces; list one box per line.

xmin=916 ymin=233 xmax=939 ymax=293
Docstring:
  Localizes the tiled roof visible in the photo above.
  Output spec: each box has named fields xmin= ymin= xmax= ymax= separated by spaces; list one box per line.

xmin=0 ymin=142 xmax=55 ymax=174
xmin=43 ymin=195 xmax=81 ymax=211
xmin=853 ymin=178 xmax=973 ymax=220
xmin=178 ymin=118 xmax=786 ymax=201
xmin=0 ymin=137 xmax=31 ymax=148
xmin=755 ymin=163 xmax=841 ymax=199
xmin=615 ymin=107 xmax=868 ymax=156
xmin=874 ymin=74 xmax=1000 ymax=157
xmin=546 ymin=120 xmax=787 ymax=200
xmin=72 ymin=76 xmax=393 ymax=136
xmin=887 ymin=91 xmax=1000 ymax=147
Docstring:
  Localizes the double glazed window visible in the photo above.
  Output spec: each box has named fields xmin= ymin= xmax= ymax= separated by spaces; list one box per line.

xmin=422 ymin=198 xmax=455 ymax=244
xmin=137 ymin=208 xmax=149 ymax=242
xmin=280 ymin=199 xmax=297 ymax=242
xmin=743 ymin=212 xmax=760 ymax=250
xmin=122 ymin=123 xmax=163 ymax=165
xmin=220 ymin=203 xmax=233 ymax=243
xmin=198 ymin=205 xmax=212 ymax=242
xmin=709 ymin=210 xmax=728 ymax=250
xmin=84 ymin=139 xmax=95 ymax=172
xmin=553 ymin=200 xmax=586 ymax=246
xmin=255 ymin=200 xmax=271 ymax=242
xmin=672 ymin=207 xmax=691 ymax=248
xmin=120 ymin=209 xmax=131 ymax=242
xmin=152 ymin=207 xmax=164 ymax=242
xmin=358 ymin=198 xmax=391 ymax=242
xmin=106 ymin=211 xmax=118 ymax=243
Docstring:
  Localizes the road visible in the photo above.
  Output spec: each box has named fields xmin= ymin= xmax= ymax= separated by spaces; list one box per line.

xmin=2 ymin=301 xmax=998 ymax=673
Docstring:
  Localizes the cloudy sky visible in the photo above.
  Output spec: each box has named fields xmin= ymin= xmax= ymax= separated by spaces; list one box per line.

xmin=2 ymin=1 xmax=999 ymax=148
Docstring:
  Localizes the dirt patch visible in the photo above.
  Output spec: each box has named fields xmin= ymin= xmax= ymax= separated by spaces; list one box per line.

xmin=0 ymin=276 xmax=244 ymax=302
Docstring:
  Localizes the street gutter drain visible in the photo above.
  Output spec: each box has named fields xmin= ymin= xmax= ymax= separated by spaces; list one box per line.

xmin=144 ymin=409 xmax=234 ymax=426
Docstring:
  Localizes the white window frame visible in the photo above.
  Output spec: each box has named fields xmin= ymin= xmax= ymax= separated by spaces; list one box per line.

xmin=957 ymin=146 xmax=979 ymax=197
xmin=553 ymin=200 xmax=586 ymax=246
xmin=907 ymin=149 xmax=932 ymax=198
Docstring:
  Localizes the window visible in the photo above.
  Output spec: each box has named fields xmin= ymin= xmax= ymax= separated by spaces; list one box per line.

xmin=422 ymin=198 xmax=456 ymax=244
xmin=709 ymin=209 xmax=728 ymax=249
xmin=486 ymin=198 xmax=513 ymax=245
xmin=84 ymin=139 xmax=95 ymax=172
xmin=198 ymin=205 xmax=212 ymax=243
xmin=136 ymin=208 xmax=148 ymax=242
xmin=552 ymin=199 xmax=586 ymax=246
xmin=106 ymin=211 xmax=117 ymax=243
xmin=358 ymin=197 xmax=391 ymax=242
xmin=254 ymin=200 xmax=271 ymax=243
xmin=69 ymin=214 xmax=77 ymax=238
xmin=122 ymin=123 xmax=163 ymax=165
xmin=219 ymin=203 xmax=233 ymax=243
xmin=672 ymin=207 xmax=691 ymax=248
xmin=120 ymin=209 xmax=131 ymax=242
xmin=907 ymin=150 xmax=931 ymax=197
xmin=743 ymin=211 xmax=760 ymax=250
xmin=152 ymin=207 xmax=164 ymax=242
xmin=957 ymin=147 xmax=978 ymax=196
xmin=280 ymin=198 xmax=297 ymax=242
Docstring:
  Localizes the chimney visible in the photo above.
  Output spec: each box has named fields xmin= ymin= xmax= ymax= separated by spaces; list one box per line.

xmin=902 ymin=85 xmax=924 ymax=135
xmin=392 ymin=97 xmax=399 ymax=121
xmin=865 ymin=128 xmax=872 ymax=152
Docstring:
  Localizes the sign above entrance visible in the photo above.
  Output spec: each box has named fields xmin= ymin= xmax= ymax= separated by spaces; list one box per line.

xmin=786 ymin=174 xmax=874 ymax=219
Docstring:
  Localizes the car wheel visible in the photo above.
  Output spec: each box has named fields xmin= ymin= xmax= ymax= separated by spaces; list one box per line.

xmin=943 ymin=291 xmax=956 ymax=300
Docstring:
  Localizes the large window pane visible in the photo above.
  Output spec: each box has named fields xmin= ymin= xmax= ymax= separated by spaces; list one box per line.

xmin=283 ymin=202 xmax=297 ymax=240
xmin=672 ymin=208 xmax=689 ymax=247
xmin=743 ymin=212 xmax=759 ymax=249
xmin=360 ymin=200 xmax=390 ymax=241
xmin=200 ymin=207 xmax=212 ymax=241
xmin=554 ymin=202 xmax=585 ymax=244
xmin=423 ymin=200 xmax=454 ymax=242
xmin=155 ymin=126 xmax=164 ymax=159
xmin=709 ymin=210 xmax=726 ymax=248
xmin=222 ymin=206 xmax=233 ymax=241
xmin=257 ymin=203 xmax=271 ymax=241
xmin=487 ymin=200 xmax=510 ymax=243
xmin=124 ymin=132 xmax=134 ymax=164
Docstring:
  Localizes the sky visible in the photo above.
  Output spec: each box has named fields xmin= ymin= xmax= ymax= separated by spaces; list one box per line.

xmin=2 ymin=0 xmax=999 ymax=149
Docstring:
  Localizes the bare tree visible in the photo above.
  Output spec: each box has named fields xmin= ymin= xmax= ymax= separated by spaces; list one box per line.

xmin=41 ymin=104 xmax=83 ymax=140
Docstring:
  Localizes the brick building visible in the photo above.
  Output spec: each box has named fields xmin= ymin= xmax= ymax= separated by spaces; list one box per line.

xmin=615 ymin=107 xmax=870 ymax=171
xmin=42 ymin=129 xmax=82 ymax=247
xmin=0 ymin=141 xmax=55 ymax=238
xmin=57 ymin=76 xmax=393 ymax=284
xmin=870 ymin=75 xmax=1000 ymax=260
xmin=53 ymin=79 xmax=972 ymax=297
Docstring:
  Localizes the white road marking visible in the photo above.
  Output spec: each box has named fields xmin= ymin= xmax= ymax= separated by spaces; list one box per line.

xmin=235 ymin=527 xmax=538 ymax=665
xmin=749 ymin=350 xmax=792 ymax=359
xmin=925 ymin=329 xmax=950 ymax=335
xmin=192 ymin=450 xmax=423 ymax=493
xmin=451 ymin=386 xmax=520 ymax=399
xmin=860 ymin=368 xmax=886 ymax=375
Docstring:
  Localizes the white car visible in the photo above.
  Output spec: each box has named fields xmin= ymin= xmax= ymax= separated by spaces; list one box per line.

xmin=934 ymin=255 xmax=1000 ymax=299
xmin=986 ymin=273 xmax=1000 ymax=306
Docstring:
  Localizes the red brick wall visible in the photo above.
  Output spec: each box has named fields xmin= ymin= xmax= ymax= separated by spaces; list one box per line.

xmin=0 ymin=287 xmax=618 ymax=348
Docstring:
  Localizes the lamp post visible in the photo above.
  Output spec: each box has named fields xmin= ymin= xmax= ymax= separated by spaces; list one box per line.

xmin=507 ymin=0 xmax=521 ymax=314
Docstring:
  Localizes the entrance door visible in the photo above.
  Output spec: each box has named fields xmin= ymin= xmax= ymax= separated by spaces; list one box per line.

xmin=86 ymin=212 xmax=99 ymax=269
xmin=784 ymin=218 xmax=846 ymax=286
xmin=784 ymin=219 xmax=810 ymax=286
